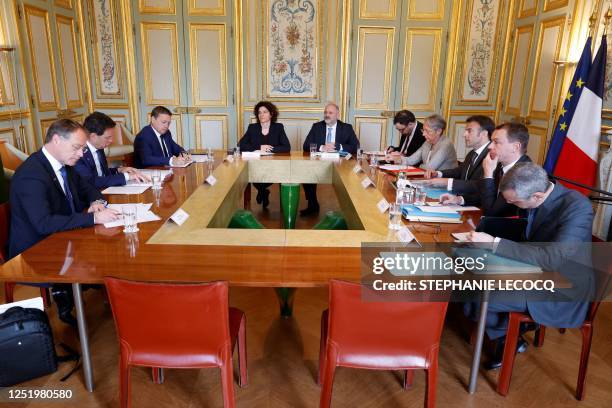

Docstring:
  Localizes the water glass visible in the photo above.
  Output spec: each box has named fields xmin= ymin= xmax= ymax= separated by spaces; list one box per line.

xmin=234 ymin=146 xmax=241 ymax=159
xmin=397 ymin=171 xmax=408 ymax=189
xmin=207 ymin=147 xmax=213 ymax=162
xmin=152 ymin=170 xmax=162 ymax=190
xmin=310 ymin=143 xmax=317 ymax=158
xmin=388 ymin=203 xmax=402 ymax=230
xmin=414 ymin=187 xmax=427 ymax=206
xmin=404 ymin=187 xmax=415 ymax=205
xmin=357 ymin=148 xmax=364 ymax=161
xmin=369 ymin=154 xmax=377 ymax=167
xmin=122 ymin=205 xmax=138 ymax=233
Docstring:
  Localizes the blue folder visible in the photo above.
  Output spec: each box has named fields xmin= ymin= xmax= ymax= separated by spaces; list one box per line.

xmin=401 ymin=204 xmax=461 ymax=219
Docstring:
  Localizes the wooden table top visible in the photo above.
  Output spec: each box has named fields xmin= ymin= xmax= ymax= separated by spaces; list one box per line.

xmin=0 ymin=153 xmax=476 ymax=287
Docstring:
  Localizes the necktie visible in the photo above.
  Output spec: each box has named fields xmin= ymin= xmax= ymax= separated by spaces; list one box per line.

xmin=526 ymin=207 xmax=539 ymax=238
xmin=59 ymin=166 xmax=76 ymax=213
xmin=96 ymin=149 xmax=108 ymax=176
xmin=160 ymin=135 xmax=169 ymax=157
xmin=464 ymin=150 xmax=476 ymax=180
xmin=326 ymin=127 xmax=333 ymax=144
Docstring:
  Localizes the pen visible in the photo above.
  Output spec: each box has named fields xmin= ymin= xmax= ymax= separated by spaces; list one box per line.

xmin=467 ymin=217 xmax=476 ymax=230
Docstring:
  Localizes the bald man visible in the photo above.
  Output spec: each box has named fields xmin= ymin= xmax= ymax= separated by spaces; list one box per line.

xmin=301 ymin=103 xmax=359 ymax=215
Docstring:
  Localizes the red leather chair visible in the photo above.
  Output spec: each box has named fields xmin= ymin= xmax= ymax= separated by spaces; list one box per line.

xmin=497 ymin=246 xmax=611 ymax=400
xmin=104 ymin=278 xmax=247 ymax=408
xmin=0 ymin=202 xmax=50 ymax=306
xmin=497 ymin=303 xmax=599 ymax=400
xmin=318 ymin=280 xmax=448 ymax=408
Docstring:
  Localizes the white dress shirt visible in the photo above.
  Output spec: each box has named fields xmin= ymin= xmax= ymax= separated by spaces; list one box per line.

xmin=42 ymin=146 xmax=67 ymax=196
xmin=445 ymin=142 xmax=490 ymax=190
xmin=87 ymin=141 xmax=129 ymax=181
xmin=400 ymin=124 xmax=417 ymax=154
xmin=320 ymin=122 xmax=342 ymax=151
xmin=152 ymin=127 xmax=172 ymax=165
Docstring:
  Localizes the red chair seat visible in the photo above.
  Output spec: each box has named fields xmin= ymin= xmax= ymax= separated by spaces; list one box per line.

xmin=104 ymin=278 xmax=247 ymax=408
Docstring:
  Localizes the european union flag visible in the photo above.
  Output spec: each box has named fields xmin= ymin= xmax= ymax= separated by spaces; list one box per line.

xmin=543 ymin=37 xmax=593 ymax=173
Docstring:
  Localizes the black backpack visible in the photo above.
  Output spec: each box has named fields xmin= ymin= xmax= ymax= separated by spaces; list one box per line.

xmin=0 ymin=306 xmax=80 ymax=386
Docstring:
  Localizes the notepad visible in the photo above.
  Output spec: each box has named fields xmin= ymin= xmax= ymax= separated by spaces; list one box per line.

xmin=169 ymin=160 xmax=193 ymax=168
xmin=191 ymin=154 xmax=211 ymax=163
xmin=102 ymin=185 xmax=149 ymax=195
xmin=401 ymin=204 xmax=462 ymax=224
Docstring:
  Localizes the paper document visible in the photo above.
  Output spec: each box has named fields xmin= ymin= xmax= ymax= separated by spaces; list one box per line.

xmin=451 ymin=232 xmax=471 ymax=242
xmin=103 ymin=203 xmax=161 ymax=228
xmin=169 ymin=160 xmax=193 ymax=168
xmin=426 ymin=203 xmax=480 ymax=211
xmin=102 ymin=185 xmax=149 ymax=195
xmin=191 ymin=155 xmax=211 ymax=163
xmin=417 ymin=206 xmax=460 ymax=214
xmin=139 ymin=169 xmax=172 ymax=179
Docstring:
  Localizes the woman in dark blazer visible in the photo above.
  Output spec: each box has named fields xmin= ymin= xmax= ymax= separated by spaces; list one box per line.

xmin=238 ymin=101 xmax=291 ymax=208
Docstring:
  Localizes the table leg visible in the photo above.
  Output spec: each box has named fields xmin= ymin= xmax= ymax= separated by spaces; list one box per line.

xmin=72 ymin=283 xmax=94 ymax=392
xmin=274 ymin=287 xmax=297 ymax=318
xmin=468 ymin=290 xmax=490 ymax=394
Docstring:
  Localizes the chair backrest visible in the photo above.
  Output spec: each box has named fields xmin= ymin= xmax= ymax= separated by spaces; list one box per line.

xmin=327 ymin=280 xmax=448 ymax=361
xmin=0 ymin=202 xmax=10 ymax=263
xmin=104 ymin=278 xmax=231 ymax=362
xmin=0 ymin=141 xmax=27 ymax=171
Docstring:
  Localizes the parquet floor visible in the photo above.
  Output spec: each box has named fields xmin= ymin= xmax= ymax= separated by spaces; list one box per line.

xmin=3 ymin=185 xmax=611 ymax=407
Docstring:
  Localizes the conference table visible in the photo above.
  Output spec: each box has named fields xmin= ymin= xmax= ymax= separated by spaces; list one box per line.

xmin=0 ymin=151 xmax=548 ymax=394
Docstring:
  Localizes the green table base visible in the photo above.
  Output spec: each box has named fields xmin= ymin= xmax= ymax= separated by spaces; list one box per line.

xmin=274 ymin=287 xmax=297 ymax=318
xmin=280 ymin=183 xmax=300 ymax=229
xmin=227 ymin=209 xmax=265 ymax=229
xmin=312 ymin=211 xmax=348 ymax=230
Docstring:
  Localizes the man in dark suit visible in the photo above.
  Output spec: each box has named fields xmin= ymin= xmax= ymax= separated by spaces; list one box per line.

xmin=75 ymin=112 xmax=149 ymax=189
xmin=300 ymin=103 xmax=360 ymax=215
xmin=9 ymin=119 xmax=119 ymax=324
xmin=441 ymin=123 xmax=531 ymax=216
xmin=467 ymin=163 xmax=594 ymax=368
xmin=423 ymin=115 xmax=494 ymax=205
xmin=133 ymin=106 xmax=191 ymax=168
xmin=386 ymin=110 xmax=425 ymax=157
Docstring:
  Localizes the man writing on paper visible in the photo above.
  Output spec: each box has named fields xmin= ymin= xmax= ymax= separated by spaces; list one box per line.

xmin=386 ymin=110 xmax=425 ymax=158
xmin=134 ymin=106 xmax=191 ymax=168
xmin=75 ymin=112 xmax=149 ymax=189
xmin=440 ymin=123 xmax=531 ymax=216
xmin=423 ymin=115 xmax=494 ymax=205
xmin=401 ymin=114 xmax=457 ymax=171
xmin=9 ymin=119 xmax=119 ymax=325
xmin=300 ymin=102 xmax=360 ymax=216
xmin=465 ymin=163 xmax=594 ymax=369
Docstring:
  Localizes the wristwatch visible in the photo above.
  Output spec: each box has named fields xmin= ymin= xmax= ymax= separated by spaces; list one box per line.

xmin=92 ymin=199 xmax=108 ymax=207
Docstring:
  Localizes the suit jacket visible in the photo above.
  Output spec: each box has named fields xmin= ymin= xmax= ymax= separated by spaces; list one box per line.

xmin=403 ymin=136 xmax=457 ymax=171
xmin=239 ymin=122 xmax=291 ymax=153
xmin=391 ymin=122 xmax=425 ymax=156
xmin=442 ymin=142 xmax=490 ymax=201
xmin=133 ymin=125 xmax=185 ymax=168
xmin=302 ymin=120 xmax=360 ymax=154
xmin=9 ymin=150 xmax=102 ymax=258
xmin=495 ymin=183 xmax=594 ymax=329
xmin=476 ymin=155 xmax=531 ymax=216
xmin=74 ymin=147 xmax=126 ymax=190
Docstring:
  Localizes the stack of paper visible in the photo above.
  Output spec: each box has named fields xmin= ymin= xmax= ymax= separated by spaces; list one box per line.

xmin=401 ymin=204 xmax=462 ymax=223
xmin=103 ymin=203 xmax=161 ymax=228
xmin=139 ymin=169 xmax=172 ymax=179
xmin=102 ymin=185 xmax=149 ymax=195
xmin=364 ymin=151 xmax=385 ymax=156
xmin=426 ymin=203 xmax=480 ymax=212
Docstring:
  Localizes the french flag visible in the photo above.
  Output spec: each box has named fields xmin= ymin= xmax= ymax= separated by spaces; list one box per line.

xmin=545 ymin=36 xmax=607 ymax=196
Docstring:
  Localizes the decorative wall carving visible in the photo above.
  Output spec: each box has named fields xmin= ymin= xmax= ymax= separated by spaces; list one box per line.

xmin=461 ymin=0 xmax=501 ymax=102
xmin=90 ymin=0 xmax=122 ymax=97
xmin=267 ymin=0 xmax=320 ymax=99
